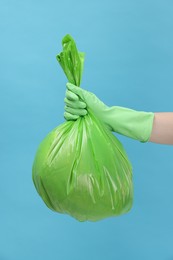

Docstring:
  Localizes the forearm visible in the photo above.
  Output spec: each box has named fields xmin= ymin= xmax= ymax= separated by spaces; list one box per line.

xmin=104 ymin=106 xmax=154 ymax=143
xmin=149 ymin=113 xmax=173 ymax=145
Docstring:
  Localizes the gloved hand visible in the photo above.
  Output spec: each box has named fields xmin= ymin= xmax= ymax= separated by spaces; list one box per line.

xmin=64 ymin=83 xmax=155 ymax=142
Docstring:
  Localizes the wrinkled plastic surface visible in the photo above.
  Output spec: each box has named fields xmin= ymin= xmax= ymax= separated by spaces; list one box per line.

xmin=32 ymin=34 xmax=133 ymax=221
xmin=56 ymin=34 xmax=85 ymax=87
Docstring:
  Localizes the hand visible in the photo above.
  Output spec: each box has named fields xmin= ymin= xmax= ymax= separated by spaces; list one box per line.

xmin=64 ymin=82 xmax=109 ymax=127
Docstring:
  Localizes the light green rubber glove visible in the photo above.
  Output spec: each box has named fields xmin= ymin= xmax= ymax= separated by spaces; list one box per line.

xmin=64 ymin=83 xmax=155 ymax=143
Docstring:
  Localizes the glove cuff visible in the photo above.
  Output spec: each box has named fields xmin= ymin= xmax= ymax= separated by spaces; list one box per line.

xmin=104 ymin=106 xmax=155 ymax=142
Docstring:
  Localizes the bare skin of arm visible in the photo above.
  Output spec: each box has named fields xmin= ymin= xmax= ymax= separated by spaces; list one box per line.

xmin=149 ymin=113 xmax=173 ymax=145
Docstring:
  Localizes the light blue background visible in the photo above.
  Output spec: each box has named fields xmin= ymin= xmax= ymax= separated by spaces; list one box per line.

xmin=1 ymin=0 xmax=173 ymax=259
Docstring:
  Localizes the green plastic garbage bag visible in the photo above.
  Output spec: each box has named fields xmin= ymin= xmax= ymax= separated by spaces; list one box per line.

xmin=32 ymin=34 xmax=133 ymax=222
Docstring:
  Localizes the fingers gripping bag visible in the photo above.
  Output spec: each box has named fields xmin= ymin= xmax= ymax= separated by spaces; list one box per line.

xmin=32 ymin=34 xmax=133 ymax=222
